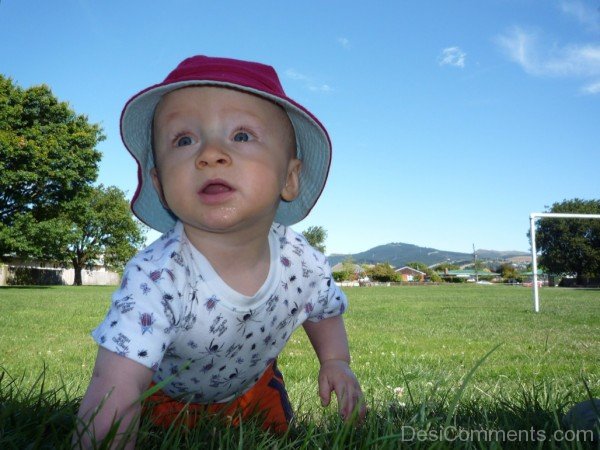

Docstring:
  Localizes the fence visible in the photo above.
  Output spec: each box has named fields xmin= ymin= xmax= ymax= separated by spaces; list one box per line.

xmin=0 ymin=264 xmax=120 ymax=286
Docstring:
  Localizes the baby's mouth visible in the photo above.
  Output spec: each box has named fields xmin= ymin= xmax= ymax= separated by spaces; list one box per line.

xmin=198 ymin=180 xmax=235 ymax=202
xmin=202 ymin=183 xmax=232 ymax=195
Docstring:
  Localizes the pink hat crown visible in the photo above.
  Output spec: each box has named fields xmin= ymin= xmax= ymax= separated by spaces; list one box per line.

xmin=165 ymin=56 xmax=282 ymax=93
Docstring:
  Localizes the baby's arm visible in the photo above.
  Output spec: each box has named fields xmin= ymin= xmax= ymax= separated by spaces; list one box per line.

xmin=303 ymin=315 xmax=366 ymax=422
xmin=73 ymin=346 xmax=153 ymax=449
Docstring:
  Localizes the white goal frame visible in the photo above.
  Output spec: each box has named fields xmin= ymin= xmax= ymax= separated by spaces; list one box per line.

xmin=529 ymin=212 xmax=600 ymax=312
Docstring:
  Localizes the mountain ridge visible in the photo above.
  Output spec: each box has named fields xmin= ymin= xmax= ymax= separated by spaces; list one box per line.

xmin=327 ymin=242 xmax=529 ymax=267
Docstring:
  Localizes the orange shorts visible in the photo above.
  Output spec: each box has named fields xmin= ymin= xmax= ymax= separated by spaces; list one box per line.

xmin=143 ymin=361 xmax=293 ymax=433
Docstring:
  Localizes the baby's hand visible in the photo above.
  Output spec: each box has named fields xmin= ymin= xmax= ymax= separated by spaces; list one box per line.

xmin=317 ymin=359 xmax=366 ymax=423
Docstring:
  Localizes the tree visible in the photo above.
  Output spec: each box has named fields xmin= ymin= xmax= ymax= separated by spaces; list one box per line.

xmin=366 ymin=263 xmax=399 ymax=282
xmin=331 ymin=257 xmax=357 ymax=282
xmin=332 ymin=271 xmax=348 ymax=282
xmin=434 ymin=262 xmax=460 ymax=273
xmin=50 ymin=185 xmax=146 ymax=286
xmin=302 ymin=226 xmax=327 ymax=253
xmin=0 ymin=75 xmax=103 ymax=257
xmin=533 ymin=198 xmax=600 ymax=284
xmin=496 ymin=263 xmax=521 ymax=282
xmin=341 ymin=257 xmax=357 ymax=279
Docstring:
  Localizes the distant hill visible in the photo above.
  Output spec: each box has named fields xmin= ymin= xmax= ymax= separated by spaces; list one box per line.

xmin=327 ymin=243 xmax=529 ymax=267
xmin=476 ymin=249 xmax=531 ymax=260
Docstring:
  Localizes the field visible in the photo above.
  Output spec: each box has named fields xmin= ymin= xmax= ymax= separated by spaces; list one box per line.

xmin=1 ymin=284 xmax=599 ymax=449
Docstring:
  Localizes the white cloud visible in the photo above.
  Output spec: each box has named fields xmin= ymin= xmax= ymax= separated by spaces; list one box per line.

xmin=309 ymin=84 xmax=332 ymax=92
xmin=559 ymin=0 xmax=600 ymax=33
xmin=582 ymin=80 xmax=600 ymax=95
xmin=438 ymin=47 xmax=466 ymax=68
xmin=495 ymin=27 xmax=539 ymax=74
xmin=495 ymin=26 xmax=600 ymax=77
xmin=285 ymin=69 xmax=333 ymax=93
xmin=285 ymin=69 xmax=309 ymax=81
xmin=337 ymin=37 xmax=350 ymax=49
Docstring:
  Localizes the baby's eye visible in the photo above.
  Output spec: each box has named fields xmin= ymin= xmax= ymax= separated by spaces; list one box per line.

xmin=233 ymin=131 xmax=250 ymax=142
xmin=176 ymin=135 xmax=194 ymax=147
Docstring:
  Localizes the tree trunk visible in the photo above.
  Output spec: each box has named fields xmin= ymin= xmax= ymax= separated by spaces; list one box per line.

xmin=73 ymin=260 xmax=83 ymax=286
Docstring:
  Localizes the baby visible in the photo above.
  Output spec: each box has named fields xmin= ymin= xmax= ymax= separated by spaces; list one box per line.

xmin=74 ymin=55 xmax=364 ymax=448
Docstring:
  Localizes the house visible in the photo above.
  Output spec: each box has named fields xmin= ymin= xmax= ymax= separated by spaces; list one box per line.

xmin=441 ymin=269 xmax=501 ymax=283
xmin=394 ymin=266 xmax=426 ymax=282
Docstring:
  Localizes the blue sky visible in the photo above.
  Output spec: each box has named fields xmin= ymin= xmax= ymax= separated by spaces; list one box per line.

xmin=2 ymin=0 xmax=599 ymax=255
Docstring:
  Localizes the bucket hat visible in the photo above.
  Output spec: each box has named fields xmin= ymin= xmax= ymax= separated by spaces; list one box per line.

xmin=121 ymin=55 xmax=332 ymax=233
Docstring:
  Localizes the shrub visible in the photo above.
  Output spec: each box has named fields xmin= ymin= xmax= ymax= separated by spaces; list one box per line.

xmin=366 ymin=263 xmax=401 ymax=282
xmin=332 ymin=271 xmax=352 ymax=282
xmin=8 ymin=267 xmax=64 ymax=285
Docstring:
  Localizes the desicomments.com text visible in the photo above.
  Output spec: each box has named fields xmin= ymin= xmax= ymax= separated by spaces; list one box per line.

xmin=398 ymin=426 xmax=595 ymax=443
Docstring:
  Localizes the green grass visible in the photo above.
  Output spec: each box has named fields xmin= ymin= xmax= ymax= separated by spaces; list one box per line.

xmin=1 ymin=284 xmax=599 ymax=448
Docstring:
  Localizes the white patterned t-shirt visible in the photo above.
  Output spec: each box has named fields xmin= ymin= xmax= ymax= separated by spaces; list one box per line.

xmin=92 ymin=221 xmax=347 ymax=403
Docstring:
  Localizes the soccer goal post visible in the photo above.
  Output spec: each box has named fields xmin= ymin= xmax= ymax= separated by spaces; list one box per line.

xmin=529 ymin=212 xmax=600 ymax=312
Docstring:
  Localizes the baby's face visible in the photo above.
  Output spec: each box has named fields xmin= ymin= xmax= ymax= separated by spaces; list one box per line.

xmin=151 ymin=86 xmax=301 ymax=236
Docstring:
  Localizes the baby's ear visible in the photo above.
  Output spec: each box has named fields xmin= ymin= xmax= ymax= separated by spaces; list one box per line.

xmin=281 ymin=159 xmax=302 ymax=202
xmin=150 ymin=167 xmax=169 ymax=208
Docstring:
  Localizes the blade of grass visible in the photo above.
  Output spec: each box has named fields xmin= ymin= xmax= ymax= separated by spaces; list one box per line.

xmin=444 ymin=342 xmax=503 ymax=428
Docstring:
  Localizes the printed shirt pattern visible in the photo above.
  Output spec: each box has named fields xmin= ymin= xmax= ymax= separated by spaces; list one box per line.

xmin=92 ymin=221 xmax=347 ymax=403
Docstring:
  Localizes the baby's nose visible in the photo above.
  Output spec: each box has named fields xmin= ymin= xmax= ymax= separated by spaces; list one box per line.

xmin=196 ymin=141 xmax=231 ymax=168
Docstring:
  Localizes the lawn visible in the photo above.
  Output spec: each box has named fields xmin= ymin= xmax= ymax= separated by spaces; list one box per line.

xmin=1 ymin=284 xmax=599 ymax=449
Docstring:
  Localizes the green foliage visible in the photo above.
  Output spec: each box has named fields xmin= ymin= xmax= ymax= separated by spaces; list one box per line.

xmin=434 ymin=262 xmax=460 ymax=272
xmin=428 ymin=272 xmax=442 ymax=282
xmin=302 ymin=225 xmax=327 ymax=253
xmin=0 ymin=75 xmax=104 ymax=258
xmin=446 ymin=276 xmax=468 ymax=283
xmin=56 ymin=185 xmax=146 ymax=285
xmin=339 ymin=257 xmax=361 ymax=281
xmin=497 ymin=263 xmax=523 ymax=282
xmin=332 ymin=271 xmax=350 ymax=282
xmin=332 ymin=259 xmax=354 ymax=282
xmin=534 ymin=198 xmax=600 ymax=283
xmin=0 ymin=77 xmax=144 ymax=284
xmin=406 ymin=261 xmax=428 ymax=272
xmin=365 ymin=262 xmax=400 ymax=282
xmin=0 ymin=370 xmax=80 ymax=449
